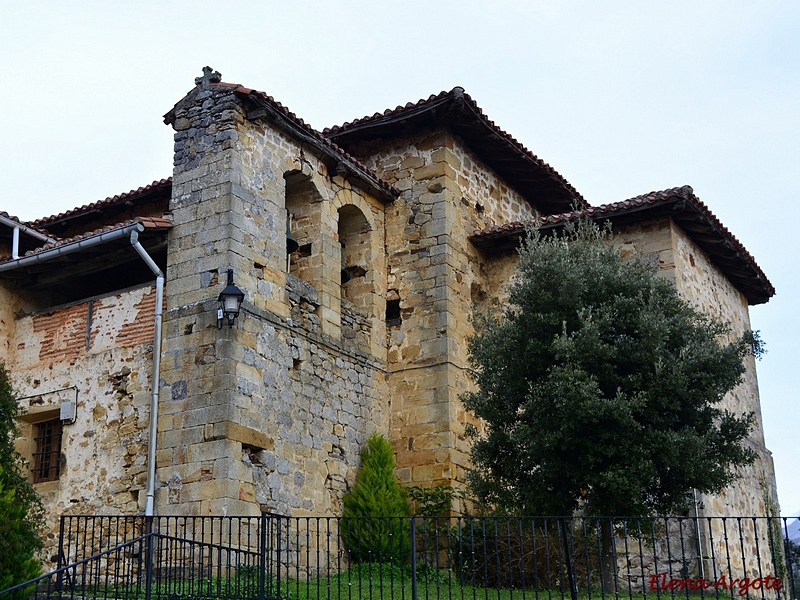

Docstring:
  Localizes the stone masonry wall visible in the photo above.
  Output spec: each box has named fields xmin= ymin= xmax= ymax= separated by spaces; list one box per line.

xmin=615 ymin=220 xmax=778 ymax=518
xmin=352 ymin=129 xmax=537 ymax=495
xmin=669 ymin=223 xmax=780 ymax=577
xmin=605 ymin=219 xmax=780 ymax=580
xmin=158 ymin=81 xmax=389 ymax=518
xmin=7 ymin=284 xmax=158 ymax=563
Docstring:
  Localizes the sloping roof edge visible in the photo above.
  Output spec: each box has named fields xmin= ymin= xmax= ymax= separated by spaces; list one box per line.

xmin=0 ymin=217 xmax=172 ymax=273
xmin=469 ymin=185 xmax=774 ymax=306
xmin=0 ymin=213 xmax=60 ymax=244
xmin=324 ymin=87 xmax=587 ymax=214
xmin=163 ymin=79 xmax=399 ymax=203
xmin=31 ymin=179 xmax=173 ymax=229
xmin=228 ymin=84 xmax=399 ymax=203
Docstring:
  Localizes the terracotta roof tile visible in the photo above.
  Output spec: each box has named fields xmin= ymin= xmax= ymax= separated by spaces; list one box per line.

xmin=324 ymin=87 xmax=585 ymax=211
xmin=0 ymin=211 xmax=61 ymax=241
xmin=324 ymin=89 xmax=453 ymax=134
xmin=2 ymin=216 xmax=172 ymax=263
xmin=31 ymin=178 xmax=172 ymax=228
xmin=470 ymin=185 xmax=774 ymax=305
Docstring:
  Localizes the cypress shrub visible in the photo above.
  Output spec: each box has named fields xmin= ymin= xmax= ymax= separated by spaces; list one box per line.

xmin=341 ymin=432 xmax=410 ymax=563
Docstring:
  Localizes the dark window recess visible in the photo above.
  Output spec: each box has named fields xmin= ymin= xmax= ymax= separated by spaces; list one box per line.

xmin=296 ymin=243 xmax=312 ymax=258
xmin=386 ymin=299 xmax=401 ymax=326
xmin=33 ymin=419 xmax=63 ymax=483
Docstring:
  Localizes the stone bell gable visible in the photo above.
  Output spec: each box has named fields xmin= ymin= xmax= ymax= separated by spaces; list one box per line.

xmin=0 ymin=69 xmax=779 ymax=543
xmin=156 ymin=72 xmax=397 ymax=516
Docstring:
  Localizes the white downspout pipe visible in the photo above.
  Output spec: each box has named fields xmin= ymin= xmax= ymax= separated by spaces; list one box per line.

xmin=130 ymin=230 xmax=164 ymax=517
xmin=12 ymin=227 xmax=19 ymax=259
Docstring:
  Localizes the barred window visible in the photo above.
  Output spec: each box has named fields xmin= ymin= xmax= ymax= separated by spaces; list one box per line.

xmin=32 ymin=419 xmax=62 ymax=483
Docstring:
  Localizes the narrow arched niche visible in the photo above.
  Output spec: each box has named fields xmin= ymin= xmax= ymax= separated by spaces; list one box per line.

xmin=338 ymin=204 xmax=371 ymax=302
xmin=338 ymin=204 xmax=374 ymax=348
xmin=285 ymin=171 xmax=323 ymax=287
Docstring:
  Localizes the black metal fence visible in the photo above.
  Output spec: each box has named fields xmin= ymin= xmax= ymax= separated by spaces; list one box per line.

xmin=2 ymin=514 xmax=798 ymax=600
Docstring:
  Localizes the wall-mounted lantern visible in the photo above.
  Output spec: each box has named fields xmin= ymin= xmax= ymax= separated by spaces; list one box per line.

xmin=217 ymin=269 xmax=245 ymax=329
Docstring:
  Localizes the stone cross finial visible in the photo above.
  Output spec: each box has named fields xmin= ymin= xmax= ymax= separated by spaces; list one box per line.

xmin=195 ymin=66 xmax=222 ymax=90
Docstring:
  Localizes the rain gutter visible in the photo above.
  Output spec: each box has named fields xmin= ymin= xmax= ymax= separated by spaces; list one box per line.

xmin=0 ymin=214 xmax=59 ymax=260
xmin=0 ymin=223 xmax=143 ymax=272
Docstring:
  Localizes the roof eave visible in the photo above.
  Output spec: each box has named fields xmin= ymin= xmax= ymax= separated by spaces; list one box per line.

xmin=326 ymin=88 xmax=587 ymax=214
xmin=469 ymin=189 xmax=774 ymax=306
xmin=237 ymin=91 xmax=398 ymax=204
xmin=31 ymin=178 xmax=173 ymax=230
xmin=0 ymin=222 xmax=145 ymax=274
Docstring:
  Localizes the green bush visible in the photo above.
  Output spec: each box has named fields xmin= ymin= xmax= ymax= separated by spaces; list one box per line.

xmin=341 ymin=433 xmax=410 ymax=564
xmin=0 ymin=362 xmax=43 ymax=591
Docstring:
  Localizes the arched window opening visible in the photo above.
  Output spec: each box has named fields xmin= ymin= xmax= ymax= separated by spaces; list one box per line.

xmin=338 ymin=204 xmax=371 ymax=308
xmin=338 ymin=204 xmax=373 ymax=349
xmin=285 ymin=172 xmax=322 ymax=286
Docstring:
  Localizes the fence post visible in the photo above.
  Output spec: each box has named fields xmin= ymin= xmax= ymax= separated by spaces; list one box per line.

xmin=410 ymin=517 xmax=418 ymax=600
xmin=276 ymin=516 xmax=282 ymax=600
xmin=55 ymin=516 xmax=66 ymax=591
xmin=144 ymin=517 xmax=154 ymax=600
xmin=259 ymin=513 xmax=267 ymax=600
xmin=559 ymin=518 xmax=578 ymax=600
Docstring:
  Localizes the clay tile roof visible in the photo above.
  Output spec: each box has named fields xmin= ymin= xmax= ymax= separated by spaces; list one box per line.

xmin=469 ymin=185 xmax=774 ymax=306
xmin=324 ymin=89 xmax=453 ymax=134
xmin=0 ymin=211 xmax=60 ymax=241
xmin=136 ymin=216 xmax=173 ymax=229
xmin=324 ymin=87 xmax=586 ymax=215
xmin=30 ymin=178 xmax=173 ymax=228
xmin=1 ymin=216 xmax=172 ymax=263
xmin=208 ymin=82 xmax=398 ymax=203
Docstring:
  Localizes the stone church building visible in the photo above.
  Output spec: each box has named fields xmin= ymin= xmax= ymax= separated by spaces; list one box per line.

xmin=0 ymin=69 xmax=779 ymax=541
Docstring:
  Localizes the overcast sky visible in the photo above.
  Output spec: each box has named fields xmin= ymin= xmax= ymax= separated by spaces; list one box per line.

xmin=1 ymin=1 xmax=797 ymax=516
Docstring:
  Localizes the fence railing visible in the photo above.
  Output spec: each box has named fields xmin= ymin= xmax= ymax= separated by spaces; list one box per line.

xmin=2 ymin=514 xmax=798 ymax=600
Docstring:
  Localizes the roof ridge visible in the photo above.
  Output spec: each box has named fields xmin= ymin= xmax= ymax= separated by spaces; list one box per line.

xmin=323 ymin=88 xmax=454 ymax=134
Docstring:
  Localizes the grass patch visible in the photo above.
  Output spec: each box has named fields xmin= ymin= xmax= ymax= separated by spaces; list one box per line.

xmin=65 ymin=563 xmax=658 ymax=600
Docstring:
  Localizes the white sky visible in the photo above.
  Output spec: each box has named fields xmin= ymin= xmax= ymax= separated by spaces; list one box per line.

xmin=1 ymin=0 xmax=797 ymax=516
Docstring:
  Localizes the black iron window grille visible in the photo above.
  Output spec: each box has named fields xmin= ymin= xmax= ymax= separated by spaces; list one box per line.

xmin=32 ymin=418 xmax=62 ymax=483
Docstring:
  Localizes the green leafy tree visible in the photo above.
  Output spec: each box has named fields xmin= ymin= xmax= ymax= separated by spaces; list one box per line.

xmin=0 ymin=363 xmax=43 ymax=590
xmin=463 ymin=220 xmax=762 ymax=591
xmin=341 ymin=432 xmax=410 ymax=563
xmin=463 ymin=219 xmax=760 ymax=518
